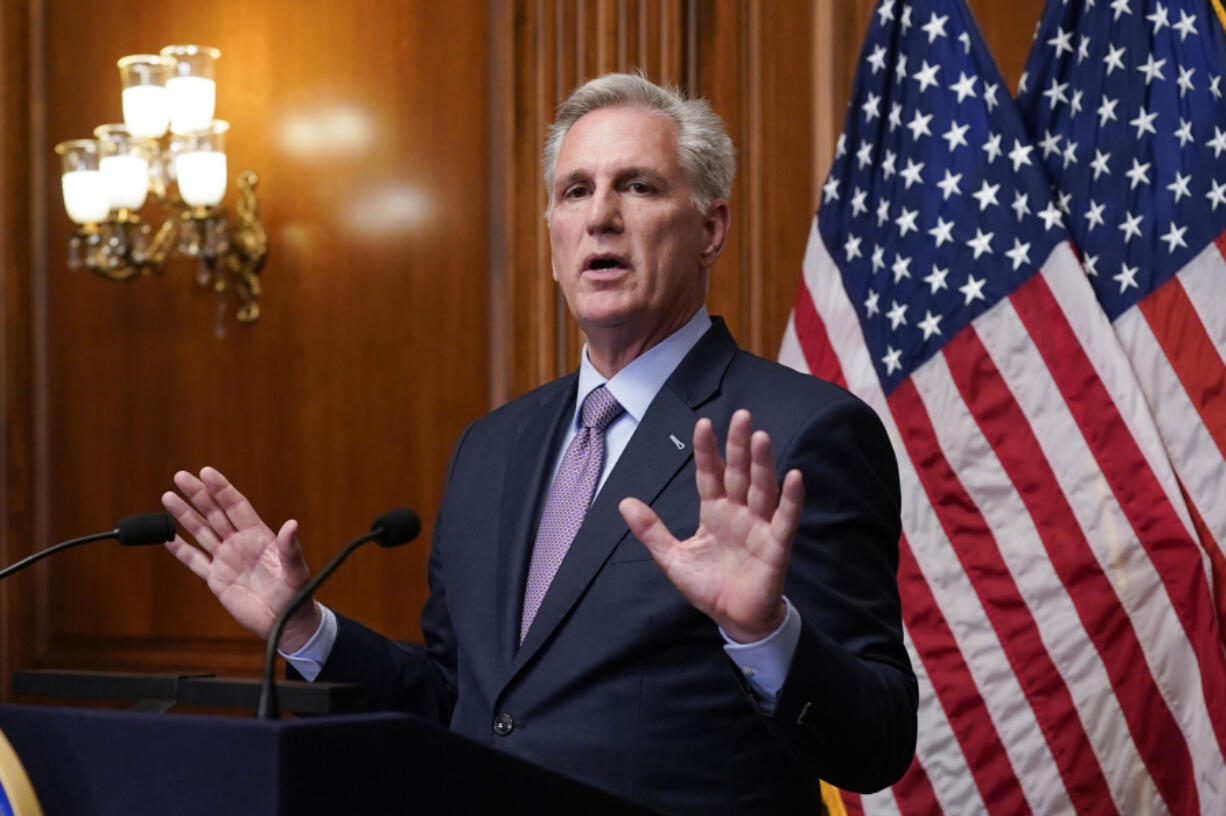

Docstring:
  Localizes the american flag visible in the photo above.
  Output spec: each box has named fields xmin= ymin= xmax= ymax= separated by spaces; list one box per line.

xmin=1015 ymin=0 xmax=1226 ymax=640
xmin=778 ymin=0 xmax=1226 ymax=813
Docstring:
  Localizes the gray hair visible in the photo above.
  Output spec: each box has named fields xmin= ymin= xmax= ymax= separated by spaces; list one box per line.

xmin=543 ymin=73 xmax=735 ymax=218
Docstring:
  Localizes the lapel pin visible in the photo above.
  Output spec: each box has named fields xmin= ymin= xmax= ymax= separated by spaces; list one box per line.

xmin=668 ymin=434 xmax=686 ymax=450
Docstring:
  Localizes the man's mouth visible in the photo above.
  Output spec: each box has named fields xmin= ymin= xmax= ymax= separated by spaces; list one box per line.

xmin=583 ymin=253 xmax=631 ymax=273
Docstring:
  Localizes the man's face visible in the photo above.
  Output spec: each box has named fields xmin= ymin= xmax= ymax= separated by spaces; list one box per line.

xmin=548 ymin=106 xmax=727 ymax=353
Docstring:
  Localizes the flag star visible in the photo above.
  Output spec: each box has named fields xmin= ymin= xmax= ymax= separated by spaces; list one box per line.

xmin=983 ymin=132 xmax=1003 ymax=163
xmin=1125 ymin=157 xmax=1151 ymax=189
xmin=913 ymin=60 xmax=941 ymax=93
xmin=907 ymin=110 xmax=933 ymax=140
xmin=1084 ymin=200 xmax=1106 ymax=230
xmin=1114 ymin=262 xmax=1140 ymax=292
xmin=865 ymin=288 xmax=881 ymax=317
xmin=1207 ymin=180 xmax=1226 ymax=211
xmin=1038 ymin=200 xmax=1064 ymax=230
xmin=1018 ymin=70 xmax=1029 ymax=95
xmin=1159 ymin=222 xmax=1188 ymax=253
xmin=1103 ymin=43 xmax=1126 ymax=75
xmin=942 ymin=121 xmax=970 ymax=152
xmin=918 ymin=310 xmax=943 ymax=340
xmin=966 ymin=228 xmax=994 ymax=258
xmin=1039 ymin=130 xmax=1063 ymax=158
xmin=862 ymin=92 xmax=882 ymax=122
xmin=924 ymin=264 xmax=950 ymax=293
xmin=1062 ymin=139 xmax=1078 ymax=168
xmin=1048 ymin=26 xmax=1074 ymax=57
xmin=1078 ymin=35 xmax=1091 ymax=63
xmin=1138 ymin=54 xmax=1166 ymax=85
xmin=882 ymin=150 xmax=898 ymax=178
xmin=1097 ymin=96 xmax=1118 ymax=126
xmin=822 ymin=177 xmax=840 ymax=202
xmin=886 ymin=299 xmax=909 ymax=330
xmin=1175 ymin=119 xmax=1194 ymax=148
xmin=1209 ymin=127 xmax=1226 ymax=158
xmin=900 ymin=5 xmax=913 ymax=31
xmin=1167 ymin=172 xmax=1192 ymax=202
xmin=1005 ymin=238 xmax=1032 ymax=270
xmin=983 ymin=82 xmax=999 ymax=111
xmin=876 ymin=198 xmax=891 ymax=226
xmin=900 ymin=159 xmax=925 ymax=189
xmin=971 ymin=180 xmax=1001 ymax=211
xmin=1090 ymin=149 xmax=1111 ymax=179
xmin=1110 ymin=0 xmax=1130 ymax=21
xmin=1083 ymin=253 xmax=1099 ymax=276
xmin=1070 ymin=89 xmax=1084 ymax=116
xmin=1146 ymin=2 xmax=1169 ymax=34
xmin=1212 ymin=75 xmax=1222 ymax=100
xmin=896 ymin=207 xmax=919 ymax=236
xmin=836 ymin=134 xmax=847 ymax=158
xmin=851 ymin=187 xmax=869 ymax=217
xmin=921 ymin=12 xmax=949 ymax=43
xmin=929 ymin=216 xmax=955 ymax=247
xmin=936 ymin=170 xmax=963 ymax=200
xmin=889 ymin=102 xmax=903 ymax=131
xmin=844 ymin=234 xmax=863 ymax=261
xmin=881 ymin=346 xmax=902 ymax=375
xmin=1057 ymin=189 xmax=1073 ymax=214
xmin=950 ymin=72 xmax=977 ymax=102
xmin=867 ymin=44 xmax=888 ymax=74
xmin=1130 ymin=109 xmax=1158 ymax=139
xmin=857 ymin=140 xmax=874 ymax=169
xmin=959 ymin=31 xmax=970 ymax=52
xmin=891 ymin=254 xmax=913 ymax=282
xmin=871 ymin=244 xmax=886 ymax=272
xmin=1118 ymin=211 xmax=1144 ymax=242
xmin=1008 ymin=139 xmax=1034 ymax=171
xmin=876 ymin=0 xmax=895 ymax=26
xmin=959 ymin=274 xmax=987 ymax=305
xmin=895 ymin=54 xmax=908 ymax=84
xmin=1042 ymin=78 xmax=1070 ymax=109
xmin=1012 ymin=191 xmax=1030 ymax=221
xmin=1173 ymin=9 xmax=1197 ymax=39
xmin=1177 ymin=66 xmax=1195 ymax=96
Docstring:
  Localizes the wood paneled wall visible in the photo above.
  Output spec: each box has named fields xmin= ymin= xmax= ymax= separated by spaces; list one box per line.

xmin=0 ymin=0 xmax=1042 ymax=694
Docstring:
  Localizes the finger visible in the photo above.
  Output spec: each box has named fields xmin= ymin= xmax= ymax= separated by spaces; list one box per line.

xmin=275 ymin=519 xmax=310 ymax=590
xmin=162 ymin=488 xmax=223 ymax=554
xmin=619 ymin=498 xmax=680 ymax=565
xmin=174 ymin=469 xmax=239 ymax=541
xmin=723 ymin=410 xmax=752 ymax=505
xmin=746 ymin=430 xmax=780 ymax=519
xmin=199 ymin=466 xmax=272 ymax=535
xmin=769 ymin=469 xmax=805 ymax=551
xmin=692 ymin=418 xmax=725 ymax=500
xmin=163 ymin=535 xmax=212 ymax=581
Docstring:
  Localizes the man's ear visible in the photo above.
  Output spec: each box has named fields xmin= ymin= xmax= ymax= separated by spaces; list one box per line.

xmin=700 ymin=200 xmax=731 ymax=267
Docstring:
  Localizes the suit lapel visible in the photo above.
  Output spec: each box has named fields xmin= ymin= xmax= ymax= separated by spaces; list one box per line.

xmin=493 ymin=377 xmax=577 ymax=671
xmin=504 ymin=318 xmax=740 ymax=681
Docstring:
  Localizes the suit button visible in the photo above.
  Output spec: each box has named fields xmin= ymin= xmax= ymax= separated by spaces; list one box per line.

xmin=493 ymin=713 xmax=515 ymax=736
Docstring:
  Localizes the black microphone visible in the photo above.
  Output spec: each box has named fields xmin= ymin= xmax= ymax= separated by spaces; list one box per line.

xmin=256 ymin=508 xmax=420 ymax=719
xmin=0 ymin=512 xmax=176 ymax=581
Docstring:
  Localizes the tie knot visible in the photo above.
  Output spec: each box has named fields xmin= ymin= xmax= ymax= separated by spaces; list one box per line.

xmin=580 ymin=385 xmax=625 ymax=431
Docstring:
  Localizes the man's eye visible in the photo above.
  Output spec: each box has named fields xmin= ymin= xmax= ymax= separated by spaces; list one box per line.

xmin=564 ymin=186 xmax=588 ymax=199
xmin=628 ymin=182 xmax=653 ymax=194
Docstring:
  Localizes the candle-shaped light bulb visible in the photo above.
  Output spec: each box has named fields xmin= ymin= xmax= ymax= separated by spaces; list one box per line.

xmin=55 ymin=140 xmax=111 ymax=224
xmin=118 ymin=55 xmax=172 ymax=139
xmin=172 ymin=120 xmax=230 ymax=208
xmin=95 ymin=124 xmax=149 ymax=211
xmin=160 ymin=45 xmax=220 ymax=135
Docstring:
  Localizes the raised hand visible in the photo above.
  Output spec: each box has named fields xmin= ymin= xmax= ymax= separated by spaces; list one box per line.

xmin=161 ymin=467 xmax=320 ymax=652
xmin=619 ymin=409 xmax=804 ymax=643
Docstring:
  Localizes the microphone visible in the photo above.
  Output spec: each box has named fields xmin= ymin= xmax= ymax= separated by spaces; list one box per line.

xmin=256 ymin=508 xmax=420 ymax=719
xmin=0 ymin=512 xmax=176 ymax=581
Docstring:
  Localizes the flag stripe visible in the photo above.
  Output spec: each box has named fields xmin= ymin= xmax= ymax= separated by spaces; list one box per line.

xmin=841 ymin=790 xmax=864 ymax=816
xmin=1136 ymin=277 xmax=1226 ymax=462
xmin=791 ymin=279 xmax=849 ymax=387
xmin=906 ymin=354 xmax=1121 ymax=813
xmin=897 ymin=535 xmax=1032 ymax=816
xmin=1178 ymin=235 xmax=1226 ymax=363
xmin=943 ymin=319 xmax=1196 ymax=814
xmin=1010 ymin=273 xmax=1226 ymax=762
xmin=891 ymin=757 xmax=941 ymax=816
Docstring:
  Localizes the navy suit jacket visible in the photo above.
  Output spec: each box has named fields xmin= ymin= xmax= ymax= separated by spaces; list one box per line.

xmin=319 ymin=319 xmax=917 ymax=814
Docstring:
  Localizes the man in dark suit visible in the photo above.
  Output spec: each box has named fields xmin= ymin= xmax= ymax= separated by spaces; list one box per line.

xmin=162 ymin=74 xmax=917 ymax=814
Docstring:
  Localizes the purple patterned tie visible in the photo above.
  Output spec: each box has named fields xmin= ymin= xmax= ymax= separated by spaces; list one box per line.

xmin=520 ymin=384 xmax=625 ymax=643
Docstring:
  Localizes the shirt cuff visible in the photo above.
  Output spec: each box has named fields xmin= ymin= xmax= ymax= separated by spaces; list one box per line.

xmin=279 ymin=602 xmax=338 ymax=682
xmin=720 ymin=597 xmax=802 ymax=713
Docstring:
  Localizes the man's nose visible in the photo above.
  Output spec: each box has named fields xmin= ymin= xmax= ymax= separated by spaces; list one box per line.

xmin=585 ymin=187 xmax=622 ymax=234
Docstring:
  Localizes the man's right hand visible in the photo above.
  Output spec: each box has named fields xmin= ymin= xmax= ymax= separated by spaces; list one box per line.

xmin=161 ymin=467 xmax=321 ymax=653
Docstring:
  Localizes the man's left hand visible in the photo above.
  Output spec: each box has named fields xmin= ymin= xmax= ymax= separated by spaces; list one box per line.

xmin=619 ymin=409 xmax=804 ymax=643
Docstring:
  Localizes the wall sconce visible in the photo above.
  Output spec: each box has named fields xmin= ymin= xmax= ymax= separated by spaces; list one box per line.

xmin=54 ymin=45 xmax=267 ymax=325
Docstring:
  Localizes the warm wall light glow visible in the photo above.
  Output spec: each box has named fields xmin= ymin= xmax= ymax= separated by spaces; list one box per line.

xmin=278 ymin=104 xmax=375 ymax=157
xmin=343 ymin=183 xmax=433 ymax=236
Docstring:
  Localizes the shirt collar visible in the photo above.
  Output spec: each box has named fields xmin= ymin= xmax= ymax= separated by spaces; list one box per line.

xmin=573 ymin=306 xmax=712 ymax=427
